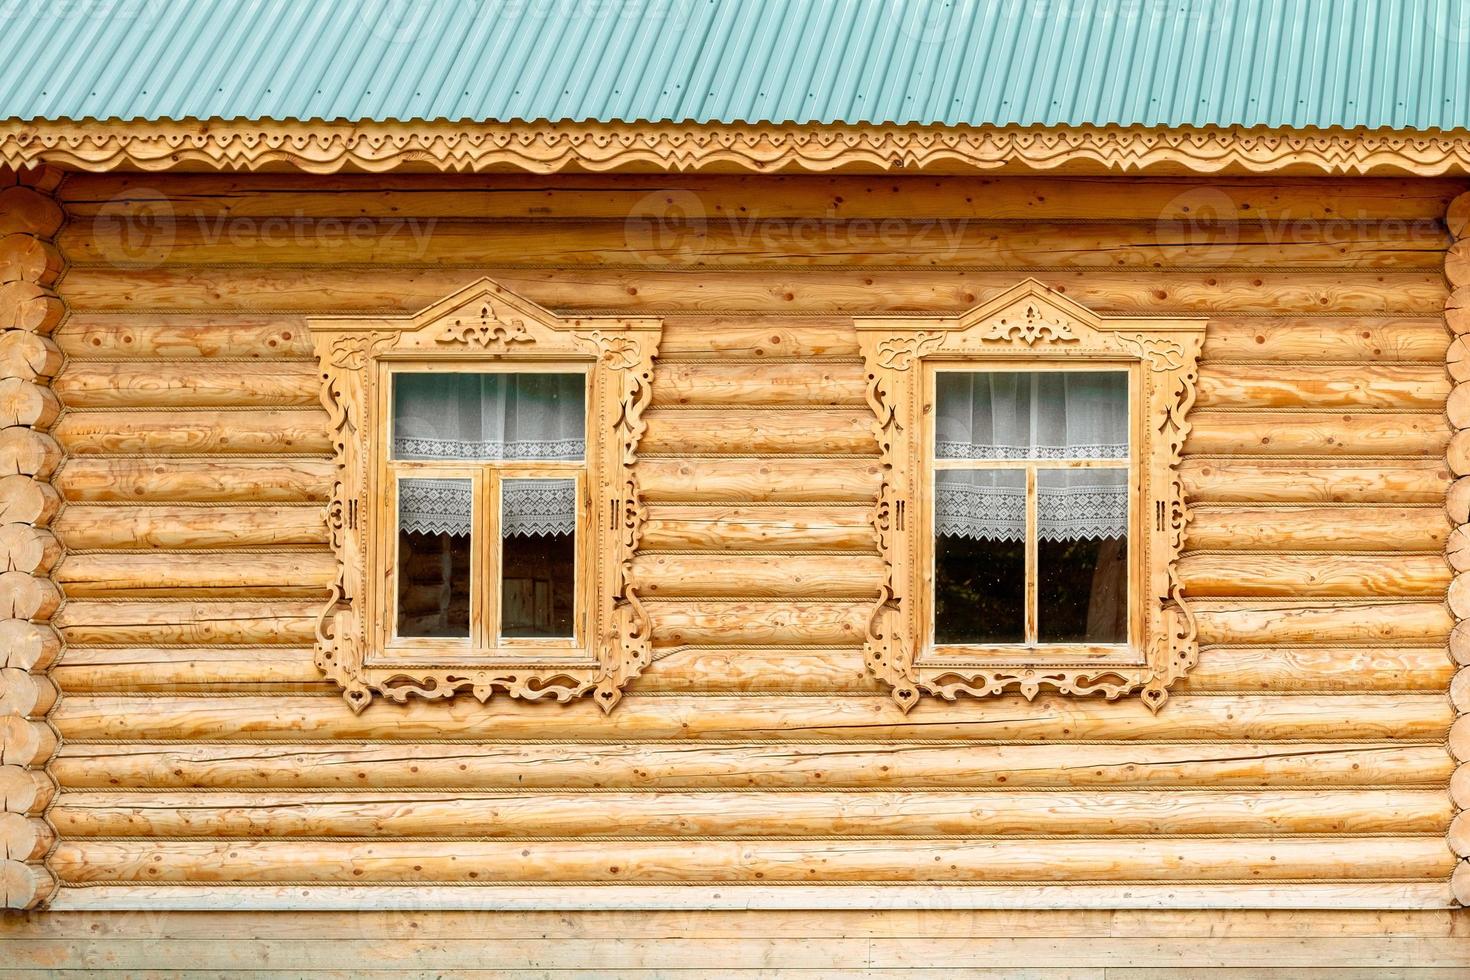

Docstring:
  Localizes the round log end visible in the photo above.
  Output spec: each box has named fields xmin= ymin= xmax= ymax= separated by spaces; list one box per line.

xmin=0 ymin=764 xmax=54 ymax=814
xmin=0 ymin=619 xmax=60 ymax=671
xmin=0 ymin=858 xmax=54 ymax=910
xmin=0 ymin=331 xmax=62 ymax=382
xmin=0 ymin=524 xmax=59 ymax=576
xmin=0 ymin=235 xmax=63 ymax=288
xmin=1452 ymin=763 xmax=1470 ymax=809
xmin=1454 ymin=667 xmax=1470 ymax=714
xmin=1448 ymin=573 xmax=1470 ymax=620
xmin=1450 ymin=479 xmax=1470 ymax=527
xmin=1450 ymin=384 xmax=1470 ymax=431
xmin=0 ymin=187 xmax=64 ymax=239
xmin=0 ymin=666 xmax=57 ymax=717
xmin=0 ymin=283 xmax=63 ymax=336
xmin=0 ymin=427 xmax=61 ymax=479
xmin=0 ymin=571 xmax=61 ymax=622
xmin=0 ymin=379 xmax=59 ymax=431
xmin=0 ymin=715 xmax=57 ymax=767
xmin=1454 ymin=860 xmax=1470 ymax=907
xmin=1449 ymin=192 xmax=1470 ymax=242
xmin=1451 ymin=713 xmax=1470 ymax=763
xmin=0 ymin=813 xmax=53 ymax=863
xmin=0 ymin=474 xmax=60 ymax=528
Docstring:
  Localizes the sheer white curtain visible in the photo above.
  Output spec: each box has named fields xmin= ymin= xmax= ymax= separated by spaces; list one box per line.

xmin=394 ymin=373 xmax=584 ymax=537
xmin=934 ymin=372 xmax=1129 ymax=541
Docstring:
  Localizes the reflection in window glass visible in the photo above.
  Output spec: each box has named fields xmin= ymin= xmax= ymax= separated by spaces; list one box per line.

xmin=1037 ymin=468 xmax=1128 ymax=643
xmin=393 ymin=373 xmax=585 ymax=461
xmin=935 ymin=371 xmax=1128 ymax=460
xmin=500 ymin=478 xmax=577 ymax=639
xmin=396 ymin=477 xmax=471 ymax=638
xmin=933 ymin=469 xmax=1025 ymax=643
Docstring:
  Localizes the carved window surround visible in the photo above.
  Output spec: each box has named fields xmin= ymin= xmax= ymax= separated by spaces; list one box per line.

xmin=308 ymin=279 xmax=661 ymax=713
xmin=856 ymin=280 xmax=1206 ymax=713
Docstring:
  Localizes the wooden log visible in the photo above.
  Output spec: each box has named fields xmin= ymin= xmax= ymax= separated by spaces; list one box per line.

xmin=52 ymin=506 xmax=328 ymax=549
xmin=53 ymin=600 xmax=320 ymax=646
xmin=47 ymin=693 xmax=1453 ymax=743
xmin=0 ymin=187 xmax=63 ymax=238
xmin=1183 ymin=411 xmax=1449 ymax=456
xmin=641 ymin=408 xmax=876 ymax=455
xmin=51 ymin=740 xmax=1452 ymax=791
xmin=0 ymin=282 xmax=63 ymax=334
xmin=659 ymin=317 xmax=859 ymax=358
xmin=52 ymin=409 xmax=333 ymax=456
xmin=650 ymin=600 xmax=869 ymax=647
xmin=0 ymin=234 xmax=62 ymax=286
xmin=0 ymin=858 xmax=52 ymax=909
xmin=47 ymin=788 xmax=1451 ymax=839
xmin=0 ymin=667 xmax=57 ymax=716
xmin=1449 ymin=478 xmax=1470 ymax=526
xmin=0 ymin=813 xmax=53 ymax=862
xmin=638 ymin=457 xmax=882 ymax=503
xmin=50 ymin=648 xmax=326 ymax=693
xmin=52 ymin=314 xmax=313 ymax=359
xmin=1452 ymin=666 xmax=1470 ymax=713
xmin=0 ymin=572 xmax=59 ymax=621
xmin=1450 ymin=428 xmax=1470 ymax=477
xmin=0 ymin=379 xmax=59 ymax=429
xmin=1185 ymin=506 xmax=1450 ymax=551
xmin=0 ymin=333 xmax=61 ymax=383
xmin=1178 ymin=646 xmax=1454 ymax=693
xmin=1449 ymin=335 xmax=1470 ymax=381
xmin=58 ymin=267 xmax=1450 ymax=316
xmin=52 ymin=362 xmax=321 ymax=409
xmin=0 ymin=620 xmax=60 ymax=671
xmin=0 ymin=765 xmax=53 ymax=813
xmin=0 ymin=475 xmax=58 ymax=527
xmin=54 ymin=457 xmax=333 ymax=502
xmin=640 ymin=505 xmax=877 ymax=552
xmin=47 ymin=836 xmax=1456 ymax=884
xmin=1203 ymin=316 xmax=1450 ymax=363
xmin=52 ymin=552 xmax=336 ymax=599
xmin=1454 ymin=764 xmax=1470 ymax=808
xmin=1180 ymin=458 xmax=1450 ymax=504
xmin=60 ymin=173 xmax=1467 ymax=222
xmin=1176 ymin=553 xmax=1450 ymax=598
xmin=630 ymin=554 xmax=883 ymax=598
xmin=1192 ymin=600 xmax=1452 ymax=645
xmin=652 ymin=362 xmax=867 ymax=406
xmin=1195 ymin=364 xmax=1450 ymax=410
xmin=0 ymin=524 xmax=60 ymax=575
xmin=0 ymin=716 xmax=58 ymax=766
xmin=0 ymin=427 xmax=60 ymax=478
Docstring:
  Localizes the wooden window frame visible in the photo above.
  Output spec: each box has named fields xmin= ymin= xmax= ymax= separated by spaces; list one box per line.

xmin=309 ymin=279 xmax=662 ymax=713
xmin=856 ymin=280 xmax=1206 ymax=713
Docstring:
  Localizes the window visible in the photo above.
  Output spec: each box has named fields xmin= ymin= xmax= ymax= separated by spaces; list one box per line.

xmin=308 ymin=280 xmax=662 ymax=713
xmin=856 ymin=281 xmax=1205 ymax=712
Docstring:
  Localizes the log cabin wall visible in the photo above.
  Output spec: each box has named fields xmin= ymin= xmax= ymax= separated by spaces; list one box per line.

xmin=31 ymin=171 xmax=1469 ymax=903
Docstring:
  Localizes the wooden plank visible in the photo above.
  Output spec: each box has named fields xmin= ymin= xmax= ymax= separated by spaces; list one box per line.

xmin=59 ymin=173 xmax=1468 ymax=221
xmin=54 ymin=457 xmax=333 ymax=502
xmin=57 ymin=217 xmax=1451 ymax=268
xmin=52 ymin=409 xmax=333 ymax=456
xmin=1184 ymin=506 xmax=1451 ymax=551
xmin=48 ymin=836 xmax=1457 ymax=883
xmin=51 ymin=740 xmax=1452 ymax=790
xmin=52 ymin=506 xmax=328 ymax=549
xmin=47 ymin=693 xmax=1453 ymax=742
xmin=1179 ymin=459 xmax=1450 ymax=504
xmin=46 ymin=789 xmax=1451 ymax=839
xmin=58 ymin=267 xmax=1450 ymax=315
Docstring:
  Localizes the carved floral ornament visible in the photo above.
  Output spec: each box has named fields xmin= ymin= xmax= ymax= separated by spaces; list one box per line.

xmin=856 ymin=280 xmax=1206 ymax=713
xmin=307 ymin=279 xmax=662 ymax=713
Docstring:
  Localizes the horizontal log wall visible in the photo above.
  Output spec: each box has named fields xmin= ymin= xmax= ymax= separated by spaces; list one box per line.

xmin=41 ymin=172 xmax=1466 ymax=903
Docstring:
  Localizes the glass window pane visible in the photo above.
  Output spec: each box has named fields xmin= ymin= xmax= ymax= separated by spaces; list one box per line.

xmin=936 ymin=371 xmax=1128 ymax=460
xmin=393 ymin=372 xmax=585 ymax=461
xmin=934 ymin=469 xmax=1025 ymax=643
xmin=396 ymin=477 xmax=471 ymax=639
xmin=1037 ymin=468 xmax=1128 ymax=643
xmin=501 ymin=477 xmax=576 ymax=640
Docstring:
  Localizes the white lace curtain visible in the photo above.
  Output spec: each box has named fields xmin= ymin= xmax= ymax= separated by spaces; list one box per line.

xmin=934 ymin=372 xmax=1129 ymax=542
xmin=393 ymin=374 xmax=583 ymax=537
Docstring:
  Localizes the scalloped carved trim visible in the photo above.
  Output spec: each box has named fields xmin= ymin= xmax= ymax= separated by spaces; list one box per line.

xmin=308 ymin=278 xmax=661 ymax=714
xmin=856 ymin=280 xmax=1206 ymax=713
xmin=5 ymin=120 xmax=1470 ymax=176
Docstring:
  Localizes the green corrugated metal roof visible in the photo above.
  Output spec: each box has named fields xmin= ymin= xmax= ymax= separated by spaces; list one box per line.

xmin=4 ymin=0 xmax=1469 ymax=131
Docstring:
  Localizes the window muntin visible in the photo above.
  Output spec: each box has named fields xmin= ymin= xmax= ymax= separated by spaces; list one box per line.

xmin=931 ymin=367 xmax=1131 ymax=651
xmin=385 ymin=368 xmax=589 ymax=655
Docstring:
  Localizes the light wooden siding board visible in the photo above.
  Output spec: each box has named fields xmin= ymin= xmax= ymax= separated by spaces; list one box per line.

xmin=41 ymin=172 xmax=1461 ymax=897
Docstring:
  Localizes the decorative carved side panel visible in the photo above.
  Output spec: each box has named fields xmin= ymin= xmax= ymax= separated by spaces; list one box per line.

xmin=856 ymin=280 xmax=1205 ymax=713
xmin=308 ymin=279 xmax=661 ymax=713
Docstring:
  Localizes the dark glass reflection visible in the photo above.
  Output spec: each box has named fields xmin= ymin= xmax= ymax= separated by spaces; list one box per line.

xmin=934 ymin=534 xmax=1025 ymax=643
xmin=500 ymin=478 xmax=577 ymax=639
xmin=396 ymin=529 xmax=471 ymax=638
xmin=1038 ymin=536 xmax=1127 ymax=642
